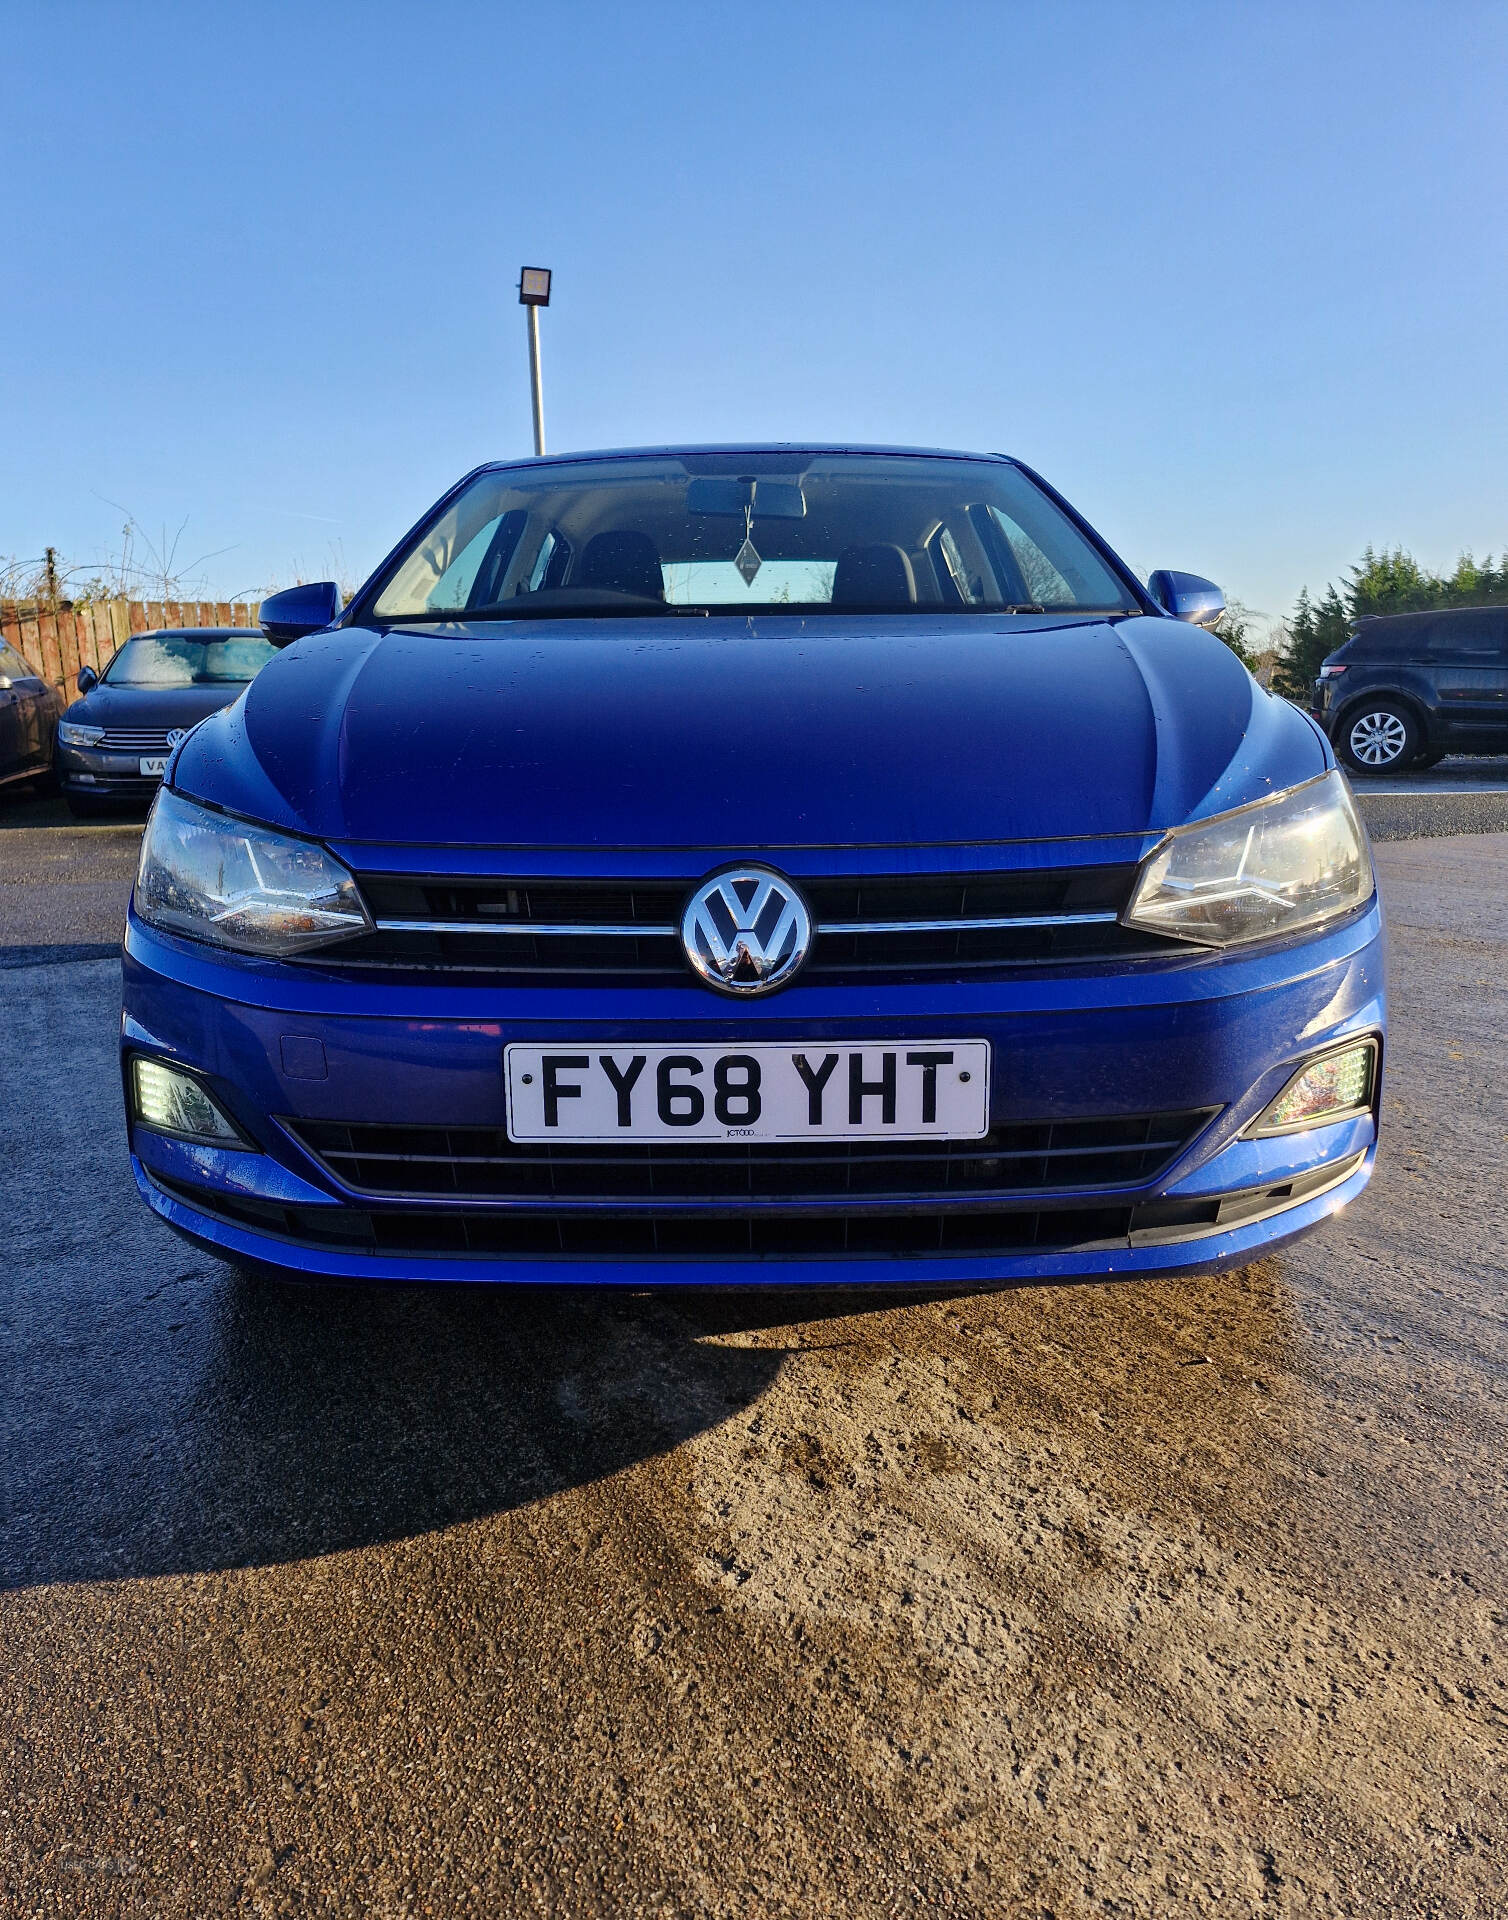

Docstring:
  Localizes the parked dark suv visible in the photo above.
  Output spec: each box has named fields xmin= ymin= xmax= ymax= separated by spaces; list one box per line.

xmin=1313 ymin=605 xmax=1508 ymax=774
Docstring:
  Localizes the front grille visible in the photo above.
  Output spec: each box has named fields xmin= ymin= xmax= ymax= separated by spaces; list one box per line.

xmin=315 ymin=866 xmax=1182 ymax=978
xmin=154 ymin=1154 xmax=1365 ymax=1262
xmin=95 ymin=728 xmax=176 ymax=752
xmin=284 ymin=1110 xmax=1213 ymax=1204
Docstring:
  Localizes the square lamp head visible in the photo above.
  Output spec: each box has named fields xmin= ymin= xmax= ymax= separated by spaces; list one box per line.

xmin=518 ymin=267 xmax=552 ymax=307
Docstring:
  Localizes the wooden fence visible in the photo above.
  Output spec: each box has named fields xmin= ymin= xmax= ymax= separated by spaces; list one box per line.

xmin=0 ymin=599 xmax=262 ymax=698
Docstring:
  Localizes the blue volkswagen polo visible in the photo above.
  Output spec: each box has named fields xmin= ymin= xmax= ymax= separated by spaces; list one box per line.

xmin=122 ymin=447 xmax=1384 ymax=1287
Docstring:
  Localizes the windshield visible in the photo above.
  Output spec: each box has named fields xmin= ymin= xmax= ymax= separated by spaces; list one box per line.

xmin=104 ymin=632 xmax=275 ymax=687
xmin=370 ymin=453 xmax=1137 ymax=621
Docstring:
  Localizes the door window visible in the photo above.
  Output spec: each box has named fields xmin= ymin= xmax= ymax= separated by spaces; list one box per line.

xmin=1427 ymin=611 xmax=1508 ymax=656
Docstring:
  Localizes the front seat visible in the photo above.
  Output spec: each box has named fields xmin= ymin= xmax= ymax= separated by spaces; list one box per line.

xmin=575 ymin=530 xmax=664 ymax=600
xmin=831 ymin=543 xmax=917 ymax=607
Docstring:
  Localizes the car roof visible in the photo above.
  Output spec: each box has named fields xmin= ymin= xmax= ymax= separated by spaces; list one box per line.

xmin=479 ymin=443 xmax=1015 ymax=473
xmin=1355 ymin=605 xmax=1506 ymax=628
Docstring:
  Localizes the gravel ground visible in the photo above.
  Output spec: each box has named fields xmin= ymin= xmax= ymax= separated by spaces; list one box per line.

xmin=1 ymin=834 xmax=1505 ymax=1917
xmin=1358 ymin=790 xmax=1508 ymax=841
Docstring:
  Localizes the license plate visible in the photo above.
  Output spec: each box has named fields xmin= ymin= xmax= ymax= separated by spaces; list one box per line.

xmin=505 ymin=1041 xmax=990 ymax=1142
xmin=138 ymin=756 xmax=168 ymax=776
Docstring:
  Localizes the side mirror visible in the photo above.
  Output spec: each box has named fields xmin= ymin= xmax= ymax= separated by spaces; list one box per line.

xmin=1148 ymin=570 xmax=1225 ymax=629
xmin=260 ymin=580 xmax=343 ymax=647
xmin=76 ymin=665 xmax=99 ymax=694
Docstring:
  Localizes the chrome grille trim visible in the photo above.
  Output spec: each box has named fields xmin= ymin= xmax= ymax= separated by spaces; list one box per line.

xmin=95 ymin=729 xmax=176 ymax=752
xmin=762 ymin=911 xmax=1121 ymax=933
xmin=323 ymin=865 xmax=1181 ymax=976
xmin=375 ymin=919 xmax=668 ymax=936
xmin=370 ymin=909 xmax=1123 ymax=936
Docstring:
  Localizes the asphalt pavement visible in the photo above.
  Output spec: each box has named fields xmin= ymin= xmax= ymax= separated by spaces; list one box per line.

xmin=1348 ymin=755 xmax=1508 ymax=841
xmin=2 ymin=784 xmax=1507 ymax=1916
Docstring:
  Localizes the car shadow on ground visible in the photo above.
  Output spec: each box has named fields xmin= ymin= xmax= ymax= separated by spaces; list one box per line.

xmin=4 ymin=1258 xmax=993 ymax=1592
xmin=0 ymin=793 xmax=149 ymax=830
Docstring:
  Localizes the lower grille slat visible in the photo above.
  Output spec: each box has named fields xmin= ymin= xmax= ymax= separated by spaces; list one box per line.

xmin=156 ymin=1152 xmax=1368 ymax=1265
xmin=284 ymin=1111 xmax=1213 ymax=1205
xmin=95 ymin=729 xmax=176 ymax=752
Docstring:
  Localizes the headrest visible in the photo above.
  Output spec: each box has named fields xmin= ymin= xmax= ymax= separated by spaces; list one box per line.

xmin=831 ymin=543 xmax=917 ymax=607
xmin=576 ymin=531 xmax=664 ymax=600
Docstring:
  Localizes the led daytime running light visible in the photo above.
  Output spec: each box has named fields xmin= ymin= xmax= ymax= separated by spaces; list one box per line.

xmin=132 ymin=1057 xmax=248 ymax=1144
xmin=1249 ymin=1040 xmax=1378 ymax=1137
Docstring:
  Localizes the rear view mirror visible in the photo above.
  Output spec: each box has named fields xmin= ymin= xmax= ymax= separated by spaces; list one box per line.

xmin=686 ymin=478 xmax=806 ymax=519
xmin=686 ymin=478 xmax=746 ymax=516
xmin=76 ymin=665 xmax=98 ymax=694
xmin=260 ymin=580 xmax=343 ymax=646
xmin=751 ymin=482 xmax=806 ymax=519
xmin=1148 ymin=570 xmax=1225 ymax=629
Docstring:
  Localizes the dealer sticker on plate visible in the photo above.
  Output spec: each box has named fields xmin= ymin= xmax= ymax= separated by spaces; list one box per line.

xmin=504 ymin=1041 xmax=990 ymax=1143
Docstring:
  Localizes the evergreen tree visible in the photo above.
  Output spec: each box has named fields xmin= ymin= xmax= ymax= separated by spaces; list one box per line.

xmin=1347 ymin=545 xmax=1434 ymax=617
xmin=1440 ymin=549 xmax=1506 ymax=607
xmin=1272 ymin=586 xmax=1337 ymax=700
xmin=1275 ymin=540 xmax=1508 ymax=698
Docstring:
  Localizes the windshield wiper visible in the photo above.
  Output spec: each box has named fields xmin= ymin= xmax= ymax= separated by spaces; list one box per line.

xmin=472 ymin=601 xmax=710 ymax=621
xmin=386 ymin=587 xmax=713 ymax=623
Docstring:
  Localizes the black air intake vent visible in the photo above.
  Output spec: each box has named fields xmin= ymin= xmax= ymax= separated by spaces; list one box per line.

xmin=311 ymin=866 xmax=1184 ymax=979
xmin=284 ymin=1109 xmax=1215 ymax=1205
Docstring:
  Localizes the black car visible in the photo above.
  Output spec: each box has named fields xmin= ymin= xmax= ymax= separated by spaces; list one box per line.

xmin=1313 ymin=605 xmax=1508 ymax=775
xmin=55 ymin=628 xmax=274 ymax=816
xmin=0 ymin=636 xmax=65 ymax=794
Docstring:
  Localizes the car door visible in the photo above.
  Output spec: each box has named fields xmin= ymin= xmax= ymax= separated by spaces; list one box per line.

xmin=1427 ymin=611 xmax=1508 ymax=741
xmin=0 ymin=642 xmax=35 ymax=776
xmin=0 ymin=641 xmax=59 ymax=770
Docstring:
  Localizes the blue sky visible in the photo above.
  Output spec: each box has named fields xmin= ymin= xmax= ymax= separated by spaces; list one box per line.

xmin=5 ymin=0 xmax=1505 ymax=631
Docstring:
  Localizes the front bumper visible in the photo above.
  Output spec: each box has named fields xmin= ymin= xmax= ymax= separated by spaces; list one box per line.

xmin=121 ymin=901 xmax=1386 ymax=1287
xmin=56 ymin=745 xmax=163 ymax=803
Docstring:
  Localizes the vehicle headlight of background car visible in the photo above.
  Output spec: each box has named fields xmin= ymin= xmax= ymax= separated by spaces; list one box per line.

xmin=135 ymin=789 xmax=371 ymax=956
xmin=1122 ymin=771 xmax=1373 ymax=948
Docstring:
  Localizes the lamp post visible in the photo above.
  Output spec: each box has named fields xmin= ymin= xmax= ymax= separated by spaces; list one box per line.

xmin=518 ymin=266 xmax=552 ymax=456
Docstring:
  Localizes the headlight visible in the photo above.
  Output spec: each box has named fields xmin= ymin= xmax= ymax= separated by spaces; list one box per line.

xmin=1123 ymin=770 xmax=1374 ymax=948
xmin=135 ymin=789 xmax=372 ymax=956
xmin=57 ymin=720 xmax=105 ymax=747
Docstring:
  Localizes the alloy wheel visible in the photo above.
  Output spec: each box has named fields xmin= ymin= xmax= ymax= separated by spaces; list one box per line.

xmin=1348 ymin=710 xmax=1409 ymax=767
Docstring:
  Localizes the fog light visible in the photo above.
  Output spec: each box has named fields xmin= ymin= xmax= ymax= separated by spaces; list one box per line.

xmin=131 ymin=1057 xmax=248 ymax=1145
xmin=1249 ymin=1040 xmax=1377 ymax=1136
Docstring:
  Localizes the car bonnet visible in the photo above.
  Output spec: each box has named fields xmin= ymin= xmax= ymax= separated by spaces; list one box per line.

xmin=171 ymin=613 xmax=1325 ymax=850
